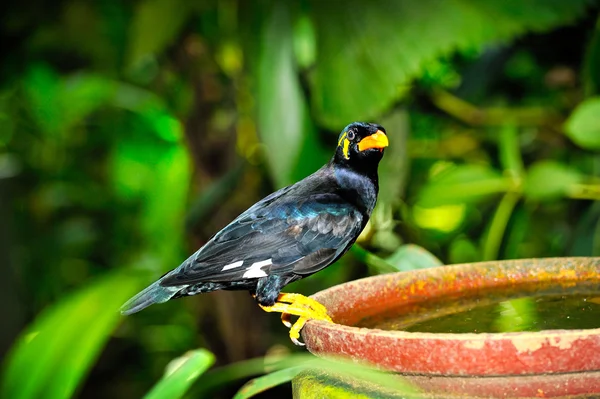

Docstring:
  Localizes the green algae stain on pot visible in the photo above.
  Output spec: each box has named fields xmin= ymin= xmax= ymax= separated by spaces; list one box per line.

xmin=292 ymin=370 xmax=414 ymax=399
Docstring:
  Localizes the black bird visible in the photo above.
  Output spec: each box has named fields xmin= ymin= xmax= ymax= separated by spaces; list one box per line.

xmin=121 ymin=122 xmax=388 ymax=344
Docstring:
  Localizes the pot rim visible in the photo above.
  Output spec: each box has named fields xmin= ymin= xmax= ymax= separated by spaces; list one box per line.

xmin=302 ymin=256 xmax=600 ymax=375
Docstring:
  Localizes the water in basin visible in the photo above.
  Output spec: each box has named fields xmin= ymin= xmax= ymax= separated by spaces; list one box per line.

xmin=359 ymin=294 xmax=600 ymax=333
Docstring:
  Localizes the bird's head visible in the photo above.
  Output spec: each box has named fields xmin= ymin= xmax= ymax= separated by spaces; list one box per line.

xmin=333 ymin=122 xmax=388 ymax=171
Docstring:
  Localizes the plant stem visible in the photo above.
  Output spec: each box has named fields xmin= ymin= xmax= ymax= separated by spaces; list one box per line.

xmin=483 ymin=192 xmax=521 ymax=261
xmin=568 ymin=183 xmax=600 ymax=201
xmin=431 ymin=89 xmax=560 ymax=126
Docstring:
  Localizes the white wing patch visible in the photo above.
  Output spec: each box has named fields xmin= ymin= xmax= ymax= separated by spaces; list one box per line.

xmin=221 ymin=260 xmax=244 ymax=271
xmin=242 ymin=259 xmax=272 ymax=278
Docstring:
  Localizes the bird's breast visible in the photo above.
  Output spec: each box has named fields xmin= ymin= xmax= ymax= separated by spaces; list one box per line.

xmin=333 ymin=167 xmax=378 ymax=215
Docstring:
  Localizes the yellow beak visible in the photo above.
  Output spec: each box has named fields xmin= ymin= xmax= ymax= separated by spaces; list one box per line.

xmin=358 ymin=130 xmax=389 ymax=152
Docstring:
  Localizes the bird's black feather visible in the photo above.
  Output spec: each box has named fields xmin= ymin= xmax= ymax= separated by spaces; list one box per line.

xmin=159 ymin=170 xmax=363 ymax=286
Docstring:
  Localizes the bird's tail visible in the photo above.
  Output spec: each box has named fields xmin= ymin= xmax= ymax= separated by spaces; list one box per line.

xmin=120 ymin=280 xmax=183 ymax=315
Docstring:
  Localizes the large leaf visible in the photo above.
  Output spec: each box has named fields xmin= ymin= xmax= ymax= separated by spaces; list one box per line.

xmin=256 ymin=3 xmax=325 ymax=187
xmin=144 ymin=349 xmax=214 ymax=399
xmin=1 ymin=272 xmax=140 ymax=399
xmin=564 ymin=97 xmax=600 ymax=150
xmin=309 ymin=0 xmax=594 ymax=127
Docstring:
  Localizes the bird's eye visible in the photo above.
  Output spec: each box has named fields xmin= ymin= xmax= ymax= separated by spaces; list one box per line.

xmin=347 ymin=130 xmax=355 ymax=141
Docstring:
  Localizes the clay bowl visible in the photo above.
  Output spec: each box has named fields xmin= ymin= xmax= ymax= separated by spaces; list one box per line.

xmin=301 ymin=257 xmax=600 ymax=398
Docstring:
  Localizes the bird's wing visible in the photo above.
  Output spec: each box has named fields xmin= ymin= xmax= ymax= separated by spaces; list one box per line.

xmin=159 ymin=192 xmax=363 ymax=286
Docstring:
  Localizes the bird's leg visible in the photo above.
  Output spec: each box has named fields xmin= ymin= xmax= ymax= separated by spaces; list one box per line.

xmin=259 ymin=293 xmax=333 ymax=346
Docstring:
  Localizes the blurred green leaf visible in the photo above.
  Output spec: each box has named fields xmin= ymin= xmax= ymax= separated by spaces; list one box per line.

xmin=144 ymin=349 xmax=214 ymax=399
xmin=524 ymin=161 xmax=583 ymax=201
xmin=310 ymin=0 xmax=593 ymax=127
xmin=378 ymin=110 xmax=410 ymax=204
xmin=232 ymin=355 xmax=419 ymax=399
xmin=111 ymin=84 xmax=183 ymax=142
xmin=23 ymin=65 xmax=62 ymax=135
xmin=293 ymin=13 xmax=317 ymax=69
xmin=564 ymin=97 xmax=600 ymax=150
xmin=191 ymin=354 xmax=315 ymax=397
xmin=25 ymin=68 xmax=119 ymax=135
xmin=412 ymin=203 xmax=467 ymax=233
xmin=256 ymin=3 xmax=324 ymax=186
xmin=385 ymin=244 xmax=443 ymax=271
xmin=140 ymin=144 xmax=191 ymax=266
xmin=61 ymin=74 xmax=116 ymax=129
xmin=417 ymin=164 xmax=509 ymax=207
xmin=127 ymin=0 xmax=190 ymax=70
xmin=1 ymin=271 xmax=139 ymax=399
xmin=234 ymin=367 xmax=302 ymax=399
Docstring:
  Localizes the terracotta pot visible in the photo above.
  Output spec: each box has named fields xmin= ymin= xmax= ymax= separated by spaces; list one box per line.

xmin=298 ymin=257 xmax=600 ymax=398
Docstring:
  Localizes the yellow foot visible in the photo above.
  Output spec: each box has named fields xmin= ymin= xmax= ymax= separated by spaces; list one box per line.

xmin=259 ymin=293 xmax=333 ymax=346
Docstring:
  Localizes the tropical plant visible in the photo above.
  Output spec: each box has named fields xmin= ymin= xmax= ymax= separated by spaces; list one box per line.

xmin=1 ymin=0 xmax=599 ymax=397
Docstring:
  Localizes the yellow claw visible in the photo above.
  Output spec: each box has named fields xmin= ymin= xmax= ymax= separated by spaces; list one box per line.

xmin=259 ymin=293 xmax=333 ymax=346
xmin=289 ymin=317 xmax=309 ymax=346
xmin=281 ymin=312 xmax=293 ymax=328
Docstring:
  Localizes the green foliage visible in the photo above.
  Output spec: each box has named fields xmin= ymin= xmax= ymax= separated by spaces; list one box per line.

xmin=2 ymin=0 xmax=600 ymax=398
xmin=234 ymin=367 xmax=302 ymax=399
xmin=256 ymin=3 xmax=326 ymax=187
xmin=386 ymin=244 xmax=443 ymax=271
xmin=417 ymin=164 xmax=510 ymax=207
xmin=524 ymin=161 xmax=583 ymax=201
xmin=191 ymin=353 xmax=316 ymax=396
xmin=309 ymin=0 xmax=594 ymax=127
xmin=1 ymin=272 xmax=139 ymax=399
xmin=583 ymin=19 xmax=600 ymax=95
xmin=564 ymin=97 xmax=600 ymax=150
xmin=232 ymin=355 xmax=419 ymax=399
xmin=127 ymin=0 xmax=191 ymax=71
xmin=350 ymin=245 xmax=397 ymax=274
xmin=144 ymin=349 xmax=214 ymax=399
xmin=24 ymin=66 xmax=114 ymax=135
